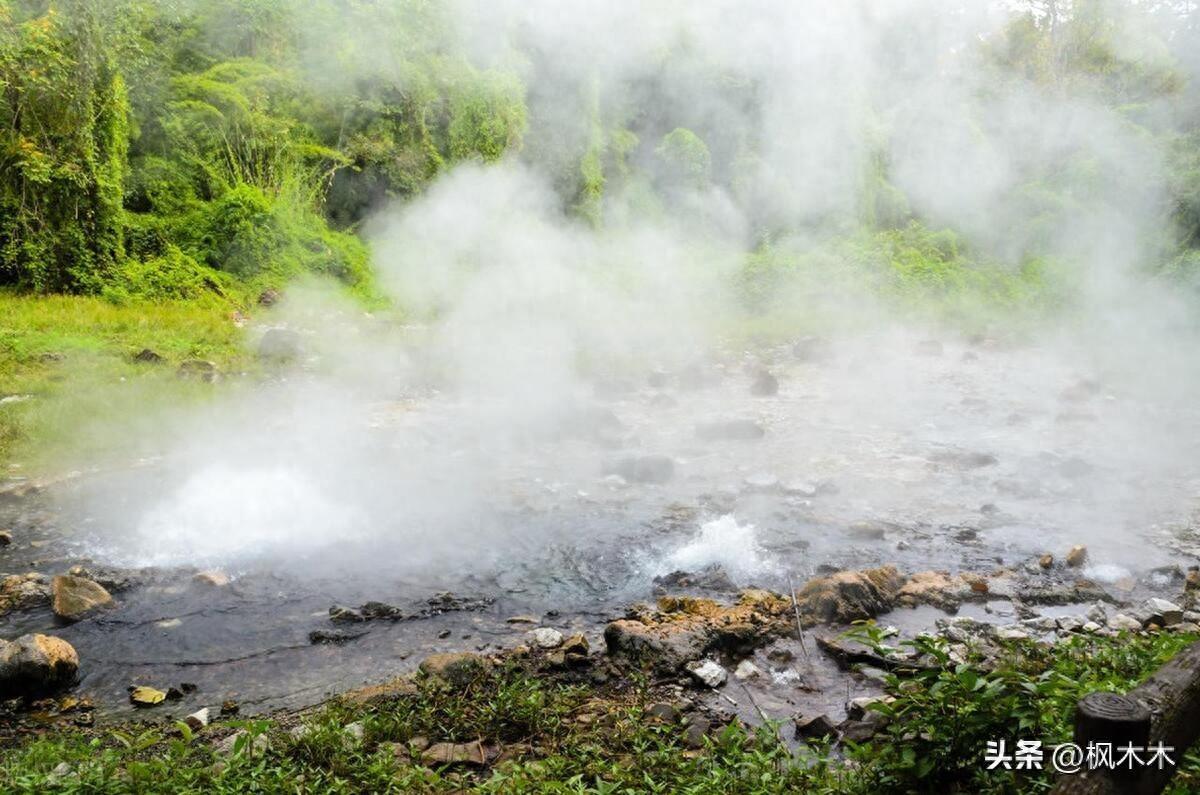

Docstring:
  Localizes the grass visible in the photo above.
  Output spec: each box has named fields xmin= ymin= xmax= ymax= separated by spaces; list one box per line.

xmin=0 ymin=291 xmax=251 ymax=474
xmin=2 ymin=631 xmax=1199 ymax=793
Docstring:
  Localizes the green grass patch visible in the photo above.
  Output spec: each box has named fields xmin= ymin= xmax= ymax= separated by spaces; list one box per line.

xmin=0 ymin=291 xmax=251 ymax=473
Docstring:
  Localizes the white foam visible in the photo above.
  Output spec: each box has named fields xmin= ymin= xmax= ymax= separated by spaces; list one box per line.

xmin=660 ymin=514 xmax=778 ymax=582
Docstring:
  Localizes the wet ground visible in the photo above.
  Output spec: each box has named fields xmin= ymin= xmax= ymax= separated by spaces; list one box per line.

xmin=3 ymin=329 xmax=1200 ymax=722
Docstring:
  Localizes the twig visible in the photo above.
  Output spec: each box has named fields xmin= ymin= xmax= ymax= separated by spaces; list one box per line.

xmin=786 ymin=573 xmax=813 ymax=669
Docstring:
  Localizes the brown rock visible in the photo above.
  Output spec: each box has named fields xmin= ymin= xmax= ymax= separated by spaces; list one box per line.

xmin=1039 ymin=554 xmax=1054 ymax=569
xmin=0 ymin=530 xmax=11 ymax=546
xmin=0 ymin=633 xmax=79 ymax=697
xmin=1066 ymin=545 xmax=1088 ymax=567
xmin=193 ymin=570 xmax=231 ymax=587
xmin=794 ymin=566 xmax=904 ymax=625
xmin=51 ymin=575 xmax=113 ymax=622
xmin=422 ymin=740 xmax=487 ymax=767
xmin=897 ymin=570 xmax=973 ymax=611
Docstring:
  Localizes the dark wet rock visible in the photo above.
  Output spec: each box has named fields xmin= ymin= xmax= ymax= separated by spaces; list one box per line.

xmin=506 ymin=615 xmax=538 ymax=624
xmin=0 ymin=530 xmax=10 ymax=546
xmin=132 ymin=348 xmax=163 ymax=364
xmin=51 ymin=575 xmax=113 ymax=622
xmin=329 ymin=604 xmax=366 ymax=623
xmin=0 ymin=634 xmax=79 ymax=697
xmin=258 ymin=328 xmax=302 ymax=362
xmin=604 ymin=591 xmax=790 ymax=673
xmin=361 ymin=601 xmax=404 ymax=620
xmin=423 ymin=740 xmax=487 ymax=767
xmin=437 ymin=629 xmax=451 ymax=639
xmin=838 ymin=719 xmax=878 ymax=743
xmin=419 ymin=653 xmax=491 ymax=687
xmin=177 ymin=359 xmax=218 ymax=382
xmin=654 ymin=565 xmax=737 ymax=593
xmin=794 ymin=712 xmax=836 ymax=740
xmin=750 ymin=370 xmax=779 ymax=396
xmin=605 ymin=455 xmax=675 ymax=484
xmin=417 ymin=592 xmax=494 ymax=618
xmin=793 ymin=566 xmax=904 ymax=626
xmin=309 ymin=629 xmax=366 ymax=645
xmin=695 ymin=419 xmax=765 ymax=441
xmin=66 ymin=564 xmax=143 ymax=593
xmin=0 ymin=573 xmax=51 ymax=615
xmin=220 ymin=699 xmax=239 ymax=716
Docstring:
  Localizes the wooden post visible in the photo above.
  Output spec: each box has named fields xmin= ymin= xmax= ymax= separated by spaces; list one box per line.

xmin=1052 ymin=639 xmax=1200 ymax=795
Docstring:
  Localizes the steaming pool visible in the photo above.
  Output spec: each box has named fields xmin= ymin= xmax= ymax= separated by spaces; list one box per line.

xmin=3 ymin=330 xmax=1200 ymax=721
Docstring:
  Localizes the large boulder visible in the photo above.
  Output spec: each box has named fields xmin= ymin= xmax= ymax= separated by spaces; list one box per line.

xmin=52 ymin=575 xmax=113 ymax=622
xmin=896 ymin=570 xmax=975 ymax=611
xmin=793 ymin=566 xmax=904 ymax=626
xmin=0 ymin=634 xmax=79 ymax=697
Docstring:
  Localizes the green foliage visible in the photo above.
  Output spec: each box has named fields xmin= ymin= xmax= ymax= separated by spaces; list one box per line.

xmin=0 ymin=0 xmax=130 ymax=291
xmin=656 ymin=127 xmax=712 ymax=190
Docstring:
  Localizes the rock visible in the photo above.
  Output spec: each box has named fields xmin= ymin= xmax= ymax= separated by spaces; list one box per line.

xmin=1141 ymin=598 xmax=1183 ymax=627
xmin=221 ymin=699 xmax=239 ymax=716
xmin=997 ymin=627 xmax=1030 ymax=641
xmin=344 ymin=722 xmax=364 ymax=743
xmin=604 ymin=591 xmax=789 ymax=672
xmin=309 ymin=629 xmax=365 ymax=645
xmin=742 ymin=473 xmax=779 ymax=492
xmin=561 ymin=633 xmax=589 ymax=657
xmin=0 ymin=530 xmax=12 ymax=546
xmin=46 ymin=761 xmax=73 ymax=784
xmin=1086 ymin=603 xmax=1107 ymax=624
xmin=65 ymin=565 xmax=140 ymax=593
xmin=130 ymin=686 xmax=167 ymax=707
xmin=685 ymin=659 xmax=727 ymax=688
xmin=683 ymin=717 xmax=711 ymax=748
xmin=1038 ymin=553 xmax=1054 ymax=569
xmin=847 ymin=521 xmax=888 ymax=541
xmin=423 ymin=741 xmax=487 ymax=767
xmin=695 ymin=419 xmax=765 ymax=441
xmin=217 ymin=729 xmax=270 ymax=756
xmin=193 ymin=570 xmax=230 ymax=587
xmin=418 ymin=652 xmax=491 ymax=686
xmin=0 ymin=573 xmax=52 ymax=614
xmin=654 ymin=566 xmax=737 ymax=592
xmin=184 ymin=707 xmax=210 ymax=731
xmin=794 ymin=713 xmax=836 ymax=741
xmin=750 ymin=370 xmax=779 ymax=396
xmin=133 ymin=348 xmax=163 ymax=364
xmin=1066 ymin=545 xmax=1088 ymax=567
xmin=177 ymin=359 xmax=218 ymax=383
xmin=258 ymin=328 xmax=303 ymax=362
xmin=795 ymin=566 xmax=904 ymax=625
xmin=258 ymin=288 xmax=280 ymax=306
xmin=1057 ymin=616 xmax=1084 ymax=633
xmin=529 ymin=628 xmax=564 ymax=649
xmin=1109 ymin=614 xmax=1143 ymax=632
xmin=329 ymin=605 xmax=365 ymax=623
xmin=645 ymin=702 xmax=681 ymax=723
xmin=896 ymin=570 xmax=973 ymax=612
xmin=0 ymin=634 xmax=79 ymax=697
xmin=1082 ymin=621 xmax=1102 ymax=633
xmin=782 ymin=481 xmax=818 ymax=498
xmin=506 ymin=615 xmax=538 ymax=624
xmin=51 ymin=575 xmax=113 ymax=622
xmin=605 ymin=455 xmax=674 ymax=485
xmin=734 ymin=660 xmax=762 ymax=680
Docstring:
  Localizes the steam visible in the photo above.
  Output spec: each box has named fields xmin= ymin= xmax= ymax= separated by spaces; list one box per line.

xmin=63 ymin=1 xmax=1200 ymax=586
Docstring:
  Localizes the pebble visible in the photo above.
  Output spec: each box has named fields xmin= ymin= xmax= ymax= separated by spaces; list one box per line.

xmin=529 ymin=628 xmax=564 ymax=649
xmin=685 ymin=659 xmax=727 ymax=688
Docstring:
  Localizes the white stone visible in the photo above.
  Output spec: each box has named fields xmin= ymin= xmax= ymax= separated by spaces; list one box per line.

xmin=733 ymin=660 xmax=761 ymax=680
xmin=1109 ymin=614 xmax=1143 ymax=632
xmin=1142 ymin=598 xmax=1183 ymax=626
xmin=686 ymin=659 xmax=727 ymax=688
xmin=184 ymin=707 xmax=210 ymax=730
xmin=1081 ymin=621 xmax=1102 ymax=633
xmin=529 ymin=628 xmax=564 ymax=649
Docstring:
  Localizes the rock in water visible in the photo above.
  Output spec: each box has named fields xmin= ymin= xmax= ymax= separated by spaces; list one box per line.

xmin=1065 ymin=545 xmax=1088 ymax=567
xmin=129 ymin=686 xmax=167 ymax=707
xmin=258 ymin=328 xmax=303 ymax=362
xmin=0 ymin=634 xmax=79 ymax=697
xmin=193 ymin=570 xmax=230 ymax=587
xmin=750 ymin=370 xmax=779 ymax=396
xmin=51 ymin=575 xmax=113 ymax=622
xmin=605 ymin=455 xmax=675 ymax=484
